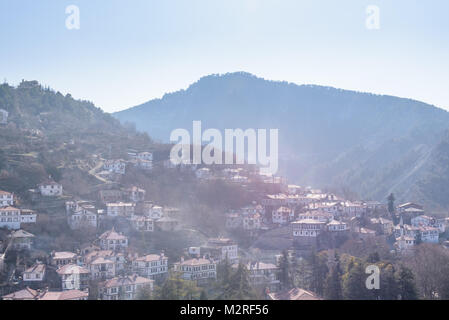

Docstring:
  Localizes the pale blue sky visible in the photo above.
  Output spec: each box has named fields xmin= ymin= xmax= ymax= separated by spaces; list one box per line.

xmin=0 ymin=0 xmax=448 ymax=112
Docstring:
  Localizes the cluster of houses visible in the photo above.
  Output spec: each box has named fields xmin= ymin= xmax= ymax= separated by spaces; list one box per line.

xmin=2 ymin=228 xmax=162 ymax=300
xmin=101 ymin=151 xmax=154 ymax=176
xmin=0 ymin=108 xmax=8 ymax=125
xmin=223 ymin=174 xmax=448 ymax=255
xmin=65 ymin=186 xmax=180 ymax=232
xmin=0 ymin=190 xmax=37 ymax=230
xmin=1 ymin=226 xmax=281 ymax=300
xmin=3 ymin=151 xmax=449 ymax=301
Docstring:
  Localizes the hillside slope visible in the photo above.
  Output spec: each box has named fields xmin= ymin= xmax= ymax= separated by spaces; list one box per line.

xmin=114 ymin=72 xmax=449 ymax=209
xmin=0 ymin=80 xmax=155 ymax=199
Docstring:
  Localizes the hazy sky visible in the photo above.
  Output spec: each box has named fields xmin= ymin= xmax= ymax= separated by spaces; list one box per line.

xmin=1 ymin=0 xmax=448 ymax=112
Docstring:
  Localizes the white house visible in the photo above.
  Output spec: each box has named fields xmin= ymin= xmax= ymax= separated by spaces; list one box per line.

xmin=103 ymin=159 xmax=126 ymax=174
xmin=395 ymin=235 xmax=416 ymax=253
xmin=87 ymin=256 xmax=117 ymax=280
xmin=67 ymin=202 xmax=98 ymax=230
xmin=38 ymin=181 xmax=63 ymax=196
xmin=99 ymin=275 xmax=154 ymax=300
xmin=130 ymin=216 xmax=154 ymax=232
xmin=262 ymin=194 xmax=287 ymax=207
xmin=225 ymin=212 xmax=242 ymax=230
xmin=195 ymin=167 xmax=211 ymax=180
xmin=411 ymin=215 xmax=434 ymax=227
xmin=285 ymin=184 xmax=302 ymax=195
xmin=57 ymin=264 xmax=90 ymax=291
xmin=106 ymin=202 xmax=135 ymax=218
xmin=129 ymin=151 xmax=153 ymax=162
xmin=173 ymin=257 xmax=217 ymax=284
xmin=0 ymin=109 xmax=8 ymax=124
xmin=342 ymin=201 xmax=367 ymax=217
xmin=418 ymin=226 xmax=439 ymax=243
xmin=243 ymin=212 xmax=261 ymax=231
xmin=19 ymin=209 xmax=37 ymax=224
xmin=308 ymin=201 xmax=343 ymax=216
xmin=131 ymin=253 xmax=168 ymax=280
xmin=327 ymin=220 xmax=348 ymax=232
xmin=370 ymin=217 xmax=394 ymax=235
xmin=68 ymin=209 xmax=97 ymax=230
xmin=0 ymin=206 xmax=21 ymax=229
xmin=10 ymin=229 xmax=34 ymax=250
xmin=99 ymin=229 xmax=129 ymax=251
xmin=297 ymin=211 xmax=333 ymax=223
xmin=244 ymin=261 xmax=280 ymax=291
xmin=23 ymin=262 xmax=46 ymax=282
xmin=147 ymin=205 xmax=164 ymax=220
xmin=134 ymin=159 xmax=153 ymax=171
xmin=411 ymin=215 xmax=445 ymax=232
xmin=51 ymin=251 xmax=78 ymax=267
xmin=126 ymin=186 xmax=146 ymax=202
xmin=201 ymin=238 xmax=239 ymax=264
xmin=272 ymin=206 xmax=294 ymax=225
xmin=291 ymin=219 xmax=326 ymax=238
xmin=82 ymin=249 xmax=126 ymax=280
xmin=0 ymin=190 xmax=14 ymax=207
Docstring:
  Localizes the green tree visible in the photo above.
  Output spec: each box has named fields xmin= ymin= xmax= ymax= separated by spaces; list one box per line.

xmin=396 ymin=265 xmax=418 ymax=300
xmin=343 ymin=261 xmax=372 ymax=300
xmin=136 ymin=284 xmax=154 ymax=300
xmin=379 ymin=263 xmax=398 ymax=300
xmin=220 ymin=262 xmax=257 ymax=300
xmin=294 ymin=257 xmax=313 ymax=289
xmin=278 ymin=250 xmax=293 ymax=290
xmin=153 ymin=272 xmax=201 ymax=300
xmin=367 ymin=252 xmax=380 ymax=263
xmin=309 ymin=251 xmax=329 ymax=297
xmin=217 ymin=255 xmax=232 ymax=286
xmin=387 ymin=193 xmax=397 ymax=225
xmin=200 ymin=290 xmax=208 ymax=300
xmin=324 ymin=255 xmax=343 ymax=300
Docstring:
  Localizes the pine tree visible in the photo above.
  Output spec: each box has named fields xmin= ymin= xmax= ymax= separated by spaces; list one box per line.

xmin=136 ymin=283 xmax=154 ymax=300
xmin=324 ymin=255 xmax=343 ymax=300
xmin=226 ymin=262 xmax=257 ymax=300
xmin=200 ymin=290 xmax=208 ymax=300
xmin=387 ymin=193 xmax=397 ymax=225
xmin=217 ymin=255 xmax=232 ymax=285
xmin=278 ymin=250 xmax=292 ymax=290
xmin=379 ymin=263 xmax=398 ymax=300
xmin=309 ymin=251 xmax=329 ymax=296
xmin=216 ymin=256 xmax=233 ymax=299
xmin=396 ymin=265 xmax=418 ymax=300
xmin=367 ymin=252 xmax=380 ymax=263
xmin=295 ymin=257 xmax=313 ymax=289
xmin=343 ymin=261 xmax=371 ymax=300
xmin=154 ymin=272 xmax=201 ymax=300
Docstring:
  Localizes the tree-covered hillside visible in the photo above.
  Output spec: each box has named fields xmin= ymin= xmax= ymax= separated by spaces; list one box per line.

xmin=114 ymin=72 xmax=449 ymax=210
xmin=0 ymin=80 xmax=156 ymax=197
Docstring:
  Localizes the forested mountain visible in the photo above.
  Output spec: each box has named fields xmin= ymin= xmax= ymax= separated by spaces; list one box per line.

xmin=114 ymin=72 xmax=449 ymax=210
xmin=0 ymin=80 xmax=156 ymax=198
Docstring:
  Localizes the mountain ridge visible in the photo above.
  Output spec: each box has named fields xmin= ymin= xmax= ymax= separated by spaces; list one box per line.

xmin=113 ymin=72 xmax=449 ymax=211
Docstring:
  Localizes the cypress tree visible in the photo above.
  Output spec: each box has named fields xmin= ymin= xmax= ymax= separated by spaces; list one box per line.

xmin=396 ymin=265 xmax=418 ymax=300
xmin=324 ymin=256 xmax=343 ymax=300
xmin=278 ymin=250 xmax=292 ymax=289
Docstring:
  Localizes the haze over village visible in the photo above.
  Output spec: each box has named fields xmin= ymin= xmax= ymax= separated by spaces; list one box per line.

xmin=1 ymin=0 xmax=449 ymax=303
xmin=0 ymin=79 xmax=449 ymax=301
